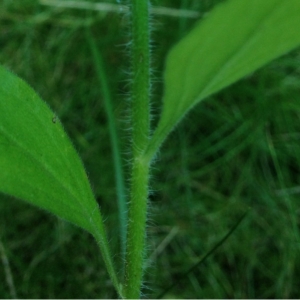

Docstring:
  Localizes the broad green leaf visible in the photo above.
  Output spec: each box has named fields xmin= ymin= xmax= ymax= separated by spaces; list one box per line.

xmin=0 ymin=65 xmax=121 ymax=296
xmin=146 ymin=0 xmax=300 ymax=160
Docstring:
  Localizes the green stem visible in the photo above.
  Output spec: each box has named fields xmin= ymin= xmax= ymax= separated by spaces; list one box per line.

xmin=124 ymin=156 xmax=150 ymax=298
xmin=130 ymin=1 xmax=151 ymax=156
xmin=124 ymin=0 xmax=151 ymax=298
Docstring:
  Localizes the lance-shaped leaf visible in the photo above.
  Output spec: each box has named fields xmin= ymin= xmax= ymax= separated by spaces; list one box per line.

xmin=0 ymin=65 xmax=121 ymax=296
xmin=145 ymin=0 xmax=300 ymax=160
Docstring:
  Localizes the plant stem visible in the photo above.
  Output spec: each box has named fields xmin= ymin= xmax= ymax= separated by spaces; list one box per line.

xmin=124 ymin=156 xmax=150 ymax=298
xmin=130 ymin=0 xmax=151 ymax=157
xmin=124 ymin=0 xmax=151 ymax=298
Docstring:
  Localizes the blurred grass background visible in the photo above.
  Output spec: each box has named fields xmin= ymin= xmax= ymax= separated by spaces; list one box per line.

xmin=1 ymin=0 xmax=300 ymax=298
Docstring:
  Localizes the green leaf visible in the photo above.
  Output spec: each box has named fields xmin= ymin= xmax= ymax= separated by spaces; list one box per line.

xmin=145 ymin=0 xmax=300 ymax=161
xmin=0 ymin=65 xmax=121 ymax=296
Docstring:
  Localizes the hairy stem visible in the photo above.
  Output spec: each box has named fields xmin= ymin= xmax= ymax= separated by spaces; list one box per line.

xmin=130 ymin=1 xmax=151 ymax=156
xmin=124 ymin=0 xmax=151 ymax=298
xmin=124 ymin=156 xmax=150 ymax=298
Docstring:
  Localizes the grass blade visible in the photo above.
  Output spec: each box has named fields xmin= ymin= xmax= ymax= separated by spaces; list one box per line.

xmin=157 ymin=209 xmax=250 ymax=298
xmin=86 ymin=30 xmax=127 ymax=265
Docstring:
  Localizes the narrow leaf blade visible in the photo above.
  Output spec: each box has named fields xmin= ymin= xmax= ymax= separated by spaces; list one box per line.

xmin=146 ymin=0 xmax=300 ymax=160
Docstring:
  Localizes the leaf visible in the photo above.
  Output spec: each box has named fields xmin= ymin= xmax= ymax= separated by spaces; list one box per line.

xmin=0 ymin=65 xmax=121 ymax=296
xmin=145 ymin=0 xmax=300 ymax=160
xmin=0 ymin=65 xmax=94 ymax=233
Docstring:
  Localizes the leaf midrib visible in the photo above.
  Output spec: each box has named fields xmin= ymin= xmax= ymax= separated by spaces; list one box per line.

xmin=0 ymin=124 xmax=94 ymax=231
xmin=183 ymin=0 xmax=282 ymax=115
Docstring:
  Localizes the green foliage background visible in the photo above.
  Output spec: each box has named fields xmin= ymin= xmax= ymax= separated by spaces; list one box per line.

xmin=1 ymin=0 xmax=300 ymax=298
